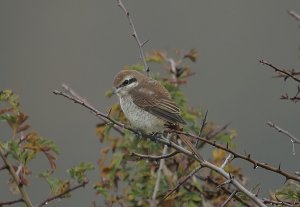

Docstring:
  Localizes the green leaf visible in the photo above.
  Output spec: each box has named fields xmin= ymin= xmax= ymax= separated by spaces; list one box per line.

xmin=0 ymin=90 xmax=20 ymax=110
xmin=0 ymin=113 xmax=17 ymax=123
xmin=94 ymin=186 xmax=109 ymax=199
xmin=67 ymin=162 xmax=95 ymax=183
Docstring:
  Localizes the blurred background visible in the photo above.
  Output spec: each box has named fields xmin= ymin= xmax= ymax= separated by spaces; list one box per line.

xmin=0 ymin=0 xmax=299 ymax=206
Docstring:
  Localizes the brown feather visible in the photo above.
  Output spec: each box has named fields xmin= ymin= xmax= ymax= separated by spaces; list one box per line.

xmin=130 ymin=76 xmax=186 ymax=125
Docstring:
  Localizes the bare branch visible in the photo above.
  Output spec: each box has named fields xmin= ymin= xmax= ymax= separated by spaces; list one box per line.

xmin=196 ymin=110 xmax=208 ymax=147
xmin=53 ymin=89 xmax=125 ymax=135
xmin=288 ymin=10 xmax=300 ymax=21
xmin=262 ymin=197 xmax=298 ymax=207
xmin=220 ymin=190 xmax=237 ymax=207
xmin=170 ymin=129 xmax=300 ymax=182
xmin=280 ymin=85 xmax=300 ymax=103
xmin=151 ymin=136 xmax=170 ymax=207
xmin=0 ymin=148 xmax=33 ymax=207
xmin=132 ymin=151 xmax=178 ymax=161
xmin=196 ymin=175 xmax=252 ymax=207
xmin=259 ymin=59 xmax=300 ymax=83
xmin=162 ymin=165 xmax=202 ymax=201
xmin=116 ymin=0 xmax=149 ymax=74
xmin=221 ymin=153 xmax=233 ymax=169
xmin=37 ymin=180 xmax=88 ymax=207
xmin=267 ymin=121 xmax=300 ymax=144
xmin=0 ymin=198 xmax=23 ymax=207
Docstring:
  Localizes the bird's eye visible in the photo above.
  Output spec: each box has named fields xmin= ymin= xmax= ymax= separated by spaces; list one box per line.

xmin=122 ymin=79 xmax=129 ymax=85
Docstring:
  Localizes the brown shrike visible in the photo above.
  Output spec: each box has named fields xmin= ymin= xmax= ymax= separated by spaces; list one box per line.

xmin=113 ymin=70 xmax=203 ymax=160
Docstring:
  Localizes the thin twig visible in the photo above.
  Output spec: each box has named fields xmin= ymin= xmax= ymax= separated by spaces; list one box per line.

xmin=267 ymin=121 xmax=300 ymax=144
xmin=116 ymin=0 xmax=149 ymax=74
xmin=132 ymin=151 xmax=178 ymax=161
xmin=162 ymin=165 xmax=202 ymax=201
xmin=196 ymin=110 xmax=208 ymax=147
xmin=259 ymin=59 xmax=300 ymax=83
xmin=53 ymin=89 xmax=124 ymax=135
xmin=0 ymin=148 xmax=33 ymax=207
xmin=262 ymin=197 xmax=297 ymax=207
xmin=37 ymin=180 xmax=88 ymax=207
xmin=196 ymin=175 xmax=252 ymax=207
xmin=220 ymin=190 xmax=237 ymax=207
xmin=151 ymin=135 xmax=170 ymax=207
xmin=205 ymin=122 xmax=232 ymax=140
xmin=0 ymin=198 xmax=23 ymax=207
xmin=221 ymin=153 xmax=233 ymax=169
xmin=288 ymin=10 xmax=300 ymax=21
xmin=170 ymin=129 xmax=300 ymax=182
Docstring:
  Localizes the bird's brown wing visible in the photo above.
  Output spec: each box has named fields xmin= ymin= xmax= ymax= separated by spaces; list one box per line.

xmin=130 ymin=80 xmax=186 ymax=125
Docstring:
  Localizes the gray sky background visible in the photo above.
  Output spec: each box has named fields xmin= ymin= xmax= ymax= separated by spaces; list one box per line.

xmin=0 ymin=1 xmax=299 ymax=206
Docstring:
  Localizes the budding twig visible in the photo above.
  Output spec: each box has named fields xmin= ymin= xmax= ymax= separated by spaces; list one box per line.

xmin=259 ymin=59 xmax=300 ymax=83
xmin=37 ymin=180 xmax=89 ymax=207
xmin=0 ymin=148 xmax=33 ymax=207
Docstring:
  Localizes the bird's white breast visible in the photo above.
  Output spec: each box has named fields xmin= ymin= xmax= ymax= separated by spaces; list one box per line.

xmin=119 ymin=96 xmax=165 ymax=133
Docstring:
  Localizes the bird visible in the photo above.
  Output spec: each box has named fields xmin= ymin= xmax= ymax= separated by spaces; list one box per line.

xmin=113 ymin=70 xmax=203 ymax=161
xmin=113 ymin=70 xmax=186 ymax=133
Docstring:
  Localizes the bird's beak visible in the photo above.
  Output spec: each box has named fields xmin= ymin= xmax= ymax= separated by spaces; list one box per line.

xmin=112 ymin=87 xmax=118 ymax=95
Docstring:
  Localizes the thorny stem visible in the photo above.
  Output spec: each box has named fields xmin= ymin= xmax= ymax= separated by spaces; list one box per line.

xmin=171 ymin=130 xmax=300 ymax=182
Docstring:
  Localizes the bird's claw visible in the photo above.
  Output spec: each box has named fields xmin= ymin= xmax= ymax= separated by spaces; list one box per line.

xmin=134 ymin=130 xmax=143 ymax=139
xmin=149 ymin=132 xmax=162 ymax=142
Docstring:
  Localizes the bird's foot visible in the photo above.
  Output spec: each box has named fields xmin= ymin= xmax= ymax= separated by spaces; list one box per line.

xmin=149 ymin=132 xmax=162 ymax=142
xmin=134 ymin=130 xmax=143 ymax=139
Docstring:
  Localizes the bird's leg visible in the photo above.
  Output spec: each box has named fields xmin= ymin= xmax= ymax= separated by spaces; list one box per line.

xmin=133 ymin=130 xmax=144 ymax=139
xmin=149 ymin=132 xmax=162 ymax=142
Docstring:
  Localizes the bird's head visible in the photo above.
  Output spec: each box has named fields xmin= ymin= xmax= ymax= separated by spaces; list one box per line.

xmin=113 ymin=70 xmax=144 ymax=97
